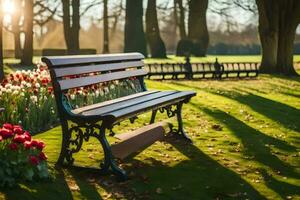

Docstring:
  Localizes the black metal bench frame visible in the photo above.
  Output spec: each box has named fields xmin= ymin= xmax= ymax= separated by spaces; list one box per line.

xmin=42 ymin=53 xmax=196 ymax=180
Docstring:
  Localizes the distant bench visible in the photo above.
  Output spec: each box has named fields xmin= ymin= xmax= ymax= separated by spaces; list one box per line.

xmin=146 ymin=62 xmax=259 ymax=79
xmin=42 ymin=53 xmax=196 ymax=180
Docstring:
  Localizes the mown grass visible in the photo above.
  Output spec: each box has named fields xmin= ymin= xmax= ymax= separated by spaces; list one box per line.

xmin=1 ymin=74 xmax=299 ymax=200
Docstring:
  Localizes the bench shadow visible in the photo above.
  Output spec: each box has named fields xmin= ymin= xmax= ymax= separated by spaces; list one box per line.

xmin=193 ymin=105 xmax=299 ymax=180
xmin=124 ymin=137 xmax=267 ymax=199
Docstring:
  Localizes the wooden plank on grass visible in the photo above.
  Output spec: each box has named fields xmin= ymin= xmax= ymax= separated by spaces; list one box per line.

xmin=111 ymin=122 xmax=170 ymax=160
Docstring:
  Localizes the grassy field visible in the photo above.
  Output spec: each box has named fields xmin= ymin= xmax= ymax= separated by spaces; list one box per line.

xmin=0 ymin=75 xmax=299 ymax=199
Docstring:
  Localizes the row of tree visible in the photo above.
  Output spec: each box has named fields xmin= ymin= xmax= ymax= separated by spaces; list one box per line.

xmin=0 ymin=0 xmax=299 ymax=80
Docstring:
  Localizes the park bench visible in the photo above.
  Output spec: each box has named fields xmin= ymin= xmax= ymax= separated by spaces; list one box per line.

xmin=42 ymin=53 xmax=196 ymax=180
xmin=221 ymin=62 xmax=259 ymax=78
xmin=147 ymin=63 xmax=189 ymax=79
xmin=146 ymin=61 xmax=259 ymax=80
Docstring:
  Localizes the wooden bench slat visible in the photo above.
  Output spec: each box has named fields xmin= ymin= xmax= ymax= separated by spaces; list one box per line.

xmin=54 ymin=61 xmax=144 ymax=78
xmin=42 ymin=53 xmax=144 ymax=67
xmin=103 ymin=91 xmax=195 ymax=119
xmin=73 ymin=90 xmax=159 ymax=114
xmin=58 ymin=69 xmax=147 ymax=91
xmin=81 ymin=91 xmax=178 ymax=116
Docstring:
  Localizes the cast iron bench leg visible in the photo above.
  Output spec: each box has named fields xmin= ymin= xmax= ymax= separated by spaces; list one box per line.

xmin=98 ymin=125 xmax=128 ymax=181
xmin=176 ymin=102 xmax=192 ymax=143
xmin=56 ymin=120 xmax=73 ymax=166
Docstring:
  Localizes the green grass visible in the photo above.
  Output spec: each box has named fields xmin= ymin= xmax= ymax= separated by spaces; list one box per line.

xmin=1 ymin=75 xmax=300 ymax=199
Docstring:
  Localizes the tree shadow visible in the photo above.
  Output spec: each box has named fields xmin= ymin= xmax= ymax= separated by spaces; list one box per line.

xmin=171 ymin=81 xmax=300 ymax=133
xmin=261 ymin=169 xmax=300 ymax=199
xmin=212 ymin=89 xmax=300 ymax=133
xmin=192 ymin=105 xmax=299 ymax=180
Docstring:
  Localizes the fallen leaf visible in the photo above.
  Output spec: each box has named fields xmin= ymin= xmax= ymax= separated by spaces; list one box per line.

xmin=212 ymin=124 xmax=223 ymax=131
xmin=156 ymin=188 xmax=163 ymax=194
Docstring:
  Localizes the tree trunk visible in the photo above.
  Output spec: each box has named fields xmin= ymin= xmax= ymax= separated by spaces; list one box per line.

xmin=12 ymin=0 xmax=22 ymax=59
xmin=70 ymin=0 xmax=80 ymax=54
xmin=62 ymin=0 xmax=71 ymax=49
xmin=102 ymin=0 xmax=109 ymax=53
xmin=177 ymin=0 xmax=186 ymax=39
xmin=276 ymin=1 xmax=298 ymax=75
xmin=124 ymin=0 xmax=147 ymax=57
xmin=21 ymin=0 xmax=33 ymax=66
xmin=256 ymin=0 xmax=279 ymax=73
xmin=188 ymin=0 xmax=209 ymax=56
xmin=146 ymin=0 xmax=166 ymax=58
xmin=0 ymin=0 xmax=4 ymax=81
xmin=256 ymin=0 xmax=300 ymax=75
xmin=62 ymin=0 xmax=80 ymax=55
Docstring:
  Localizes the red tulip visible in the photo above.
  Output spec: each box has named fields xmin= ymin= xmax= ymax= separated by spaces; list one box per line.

xmin=29 ymin=156 xmax=39 ymax=165
xmin=24 ymin=131 xmax=31 ymax=141
xmin=38 ymin=152 xmax=47 ymax=161
xmin=13 ymin=134 xmax=26 ymax=143
xmin=36 ymin=141 xmax=45 ymax=150
xmin=9 ymin=143 xmax=18 ymax=151
xmin=3 ymin=123 xmax=13 ymax=130
xmin=0 ymin=128 xmax=14 ymax=139
xmin=24 ymin=141 xmax=32 ymax=149
xmin=13 ymin=127 xmax=24 ymax=135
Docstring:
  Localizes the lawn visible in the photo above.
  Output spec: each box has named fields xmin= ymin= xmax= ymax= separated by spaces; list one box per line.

xmin=0 ymin=75 xmax=299 ymax=199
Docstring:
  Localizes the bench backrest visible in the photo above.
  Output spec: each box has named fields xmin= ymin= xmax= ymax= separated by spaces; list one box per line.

xmin=42 ymin=53 xmax=146 ymax=115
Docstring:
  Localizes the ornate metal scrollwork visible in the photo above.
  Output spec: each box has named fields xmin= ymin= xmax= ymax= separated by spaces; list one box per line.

xmin=158 ymin=104 xmax=178 ymax=118
xmin=64 ymin=122 xmax=102 ymax=165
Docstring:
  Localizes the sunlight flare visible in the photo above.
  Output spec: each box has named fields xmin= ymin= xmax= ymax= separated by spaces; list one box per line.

xmin=2 ymin=0 xmax=15 ymax=14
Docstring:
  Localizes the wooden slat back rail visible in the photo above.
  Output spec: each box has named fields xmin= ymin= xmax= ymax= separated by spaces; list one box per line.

xmin=53 ymin=60 xmax=144 ymax=78
xmin=42 ymin=53 xmax=144 ymax=67
xmin=42 ymin=53 xmax=146 ymax=91
xmin=59 ymin=69 xmax=147 ymax=91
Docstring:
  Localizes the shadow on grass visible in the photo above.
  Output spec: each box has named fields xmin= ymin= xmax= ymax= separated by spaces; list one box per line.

xmin=171 ymin=81 xmax=300 ymax=133
xmin=149 ymin=137 xmax=267 ymax=199
xmin=214 ymin=89 xmax=300 ymax=133
xmin=0 ymin=169 xmax=73 ymax=200
xmin=192 ymin=104 xmax=299 ymax=180
xmin=260 ymin=169 xmax=300 ymax=199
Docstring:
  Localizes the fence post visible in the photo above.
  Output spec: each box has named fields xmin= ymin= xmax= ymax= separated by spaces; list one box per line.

xmin=184 ymin=55 xmax=193 ymax=79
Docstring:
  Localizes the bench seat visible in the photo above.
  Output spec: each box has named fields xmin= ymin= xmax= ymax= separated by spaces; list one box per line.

xmin=72 ymin=90 xmax=195 ymax=123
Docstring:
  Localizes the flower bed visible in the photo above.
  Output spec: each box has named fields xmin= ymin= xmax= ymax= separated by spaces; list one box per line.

xmin=0 ymin=64 xmax=58 ymax=133
xmin=0 ymin=123 xmax=48 ymax=187
xmin=0 ymin=63 xmax=143 ymax=133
